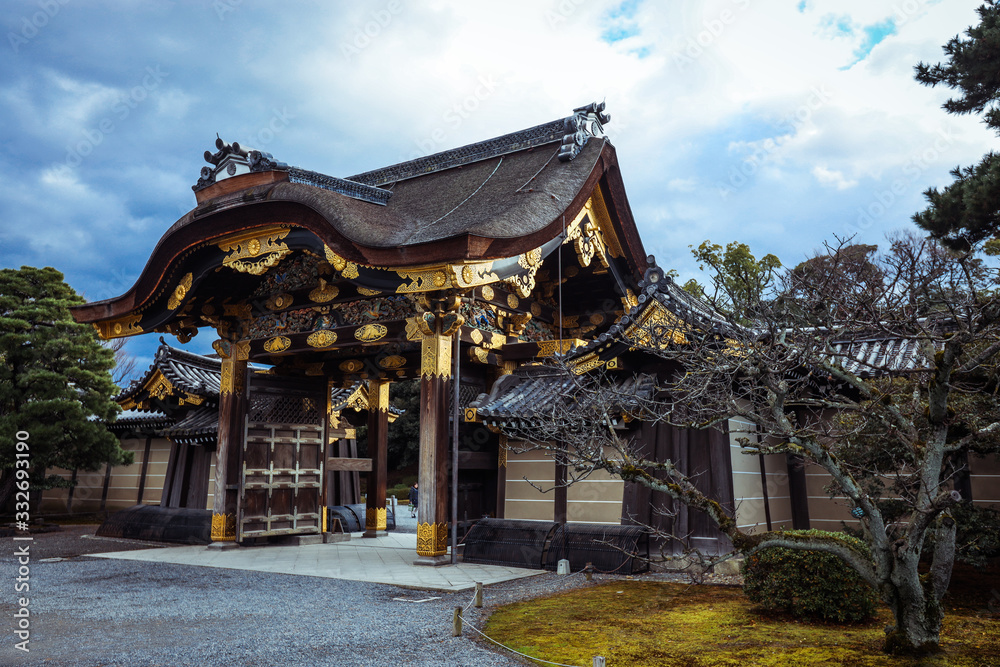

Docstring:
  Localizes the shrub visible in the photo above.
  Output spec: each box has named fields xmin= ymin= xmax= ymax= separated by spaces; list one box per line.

xmin=741 ymin=530 xmax=878 ymax=623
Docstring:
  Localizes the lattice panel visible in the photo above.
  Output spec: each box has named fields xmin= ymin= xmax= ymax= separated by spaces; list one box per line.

xmin=247 ymin=392 xmax=323 ymax=425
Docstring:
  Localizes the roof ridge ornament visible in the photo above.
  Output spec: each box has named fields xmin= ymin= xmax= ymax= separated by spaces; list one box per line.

xmin=558 ymin=101 xmax=611 ymax=162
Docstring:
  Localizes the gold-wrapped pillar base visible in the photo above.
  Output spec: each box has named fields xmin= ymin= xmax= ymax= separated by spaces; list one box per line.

xmin=365 ymin=507 xmax=387 ymax=531
xmin=211 ymin=513 xmax=237 ymax=542
xmin=416 ymin=522 xmax=449 ymax=557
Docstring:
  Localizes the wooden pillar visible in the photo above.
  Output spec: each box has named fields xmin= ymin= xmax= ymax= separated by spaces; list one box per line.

xmin=211 ymin=345 xmax=248 ymax=544
xmin=364 ymin=378 xmax=390 ymax=537
xmin=136 ymin=436 xmax=152 ymax=505
xmin=554 ymin=454 xmax=568 ymax=524
xmin=415 ymin=302 xmax=464 ymax=563
xmin=495 ymin=434 xmax=507 ymax=519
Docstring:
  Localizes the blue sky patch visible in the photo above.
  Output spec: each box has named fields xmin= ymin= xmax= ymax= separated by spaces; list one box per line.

xmin=602 ymin=0 xmax=642 ymax=44
xmin=842 ymin=18 xmax=897 ymax=69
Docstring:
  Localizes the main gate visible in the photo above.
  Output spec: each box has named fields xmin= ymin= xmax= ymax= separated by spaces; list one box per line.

xmin=239 ymin=375 xmax=327 ymax=540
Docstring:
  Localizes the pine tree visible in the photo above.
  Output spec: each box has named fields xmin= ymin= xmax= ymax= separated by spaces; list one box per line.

xmin=0 ymin=266 xmax=131 ymax=511
xmin=913 ymin=1 xmax=1000 ymax=249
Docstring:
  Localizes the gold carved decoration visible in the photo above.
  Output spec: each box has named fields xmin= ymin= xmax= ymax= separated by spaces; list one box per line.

xmin=530 ymin=302 xmax=542 ymax=317
xmin=572 ymin=352 xmax=606 ymax=375
xmin=489 ymin=332 xmax=507 ymax=349
xmin=562 ymin=190 xmax=622 ymax=269
xmin=464 ymin=407 xmax=478 ymax=422
xmin=307 ymin=330 xmax=338 ymax=348
xmin=265 ymin=293 xmax=293 ymax=311
xmin=505 ymin=248 xmax=543 ymax=298
xmin=339 ymin=359 xmax=364 ymax=373
xmin=622 ymin=288 xmax=639 ymax=310
xmin=323 ymin=245 xmax=361 ymax=279
xmin=309 ymin=280 xmax=339 ymax=303
xmin=624 ymin=300 xmax=689 ymax=348
xmin=354 ymin=323 xmax=387 ymax=342
xmin=146 ymin=374 xmax=173 ymax=400
xmin=179 ymin=392 xmax=204 ymax=406
xmin=507 ymin=293 xmax=519 ymax=309
xmin=263 ymin=336 xmax=291 ymax=353
xmin=234 ymin=340 xmax=251 ymax=361
xmin=357 ymin=287 xmax=382 ymax=296
xmin=537 ymin=339 xmax=586 ymax=357
xmin=420 ymin=333 xmax=452 ymax=378
xmin=469 ymin=329 xmax=483 ymax=345
xmin=404 ymin=318 xmax=422 ymax=341
xmin=508 ymin=312 xmax=532 ymax=336
xmin=469 ymin=347 xmax=490 ymax=364
xmin=217 ymin=227 xmax=292 ymax=275
xmin=94 ymin=314 xmax=143 ymax=340
xmin=167 ymin=273 xmax=193 ymax=311
xmin=481 ymin=285 xmax=495 ymax=301
xmin=416 ymin=522 xmax=449 ymax=556
xmin=304 ymin=362 xmax=325 ymax=376
xmin=211 ymin=513 xmax=237 ymax=542
xmin=455 ymin=261 xmax=500 ymax=288
xmin=378 ymin=355 xmax=407 ymax=369
xmin=396 ymin=267 xmax=452 ymax=293
xmin=498 ymin=434 xmax=508 ymax=468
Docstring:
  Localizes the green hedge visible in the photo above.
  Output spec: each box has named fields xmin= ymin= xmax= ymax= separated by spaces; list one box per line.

xmin=741 ymin=530 xmax=877 ymax=623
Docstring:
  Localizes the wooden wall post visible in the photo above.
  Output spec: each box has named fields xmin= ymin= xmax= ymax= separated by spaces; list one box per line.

xmin=211 ymin=341 xmax=248 ymax=545
xmin=364 ymin=377 xmax=390 ymax=537
xmin=414 ymin=301 xmax=464 ymax=564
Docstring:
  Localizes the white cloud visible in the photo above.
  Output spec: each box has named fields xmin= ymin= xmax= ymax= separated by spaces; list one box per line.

xmin=812 ymin=165 xmax=858 ymax=189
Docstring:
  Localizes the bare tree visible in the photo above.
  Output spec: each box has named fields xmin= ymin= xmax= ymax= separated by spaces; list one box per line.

xmin=497 ymin=235 xmax=1000 ymax=655
xmin=104 ymin=337 xmax=137 ymax=390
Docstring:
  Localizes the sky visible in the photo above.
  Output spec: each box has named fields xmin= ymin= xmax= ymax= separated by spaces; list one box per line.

xmin=1 ymin=0 xmax=995 ymax=382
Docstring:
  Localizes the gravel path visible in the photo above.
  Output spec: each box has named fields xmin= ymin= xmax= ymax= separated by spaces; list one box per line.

xmin=0 ymin=526 xmax=581 ymax=666
xmin=2 ymin=525 xmax=734 ymax=666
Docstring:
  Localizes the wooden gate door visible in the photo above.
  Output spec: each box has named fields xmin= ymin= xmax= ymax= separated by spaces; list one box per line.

xmin=239 ymin=375 xmax=326 ymax=540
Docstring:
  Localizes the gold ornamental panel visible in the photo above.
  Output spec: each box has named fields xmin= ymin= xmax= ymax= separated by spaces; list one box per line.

xmin=217 ymin=227 xmax=292 ymax=275
xmin=265 ymin=293 xmax=293 ymax=311
xmin=507 ymin=293 xmax=519 ymax=309
xmin=263 ymin=336 xmax=291 ymax=353
xmin=378 ymin=355 xmax=407 ymax=369
xmin=354 ymin=323 xmax=388 ymax=342
xmin=309 ymin=281 xmax=339 ymax=303
xmin=357 ymin=287 xmax=382 ymax=296
xmin=94 ymin=313 xmax=144 ymax=340
xmin=167 ymin=273 xmax=193 ymax=311
xmin=339 ymin=359 xmax=364 ymax=373
xmin=307 ymin=330 xmax=338 ymax=348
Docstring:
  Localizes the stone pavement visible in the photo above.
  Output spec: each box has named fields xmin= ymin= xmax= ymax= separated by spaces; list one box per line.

xmin=88 ymin=531 xmax=543 ymax=592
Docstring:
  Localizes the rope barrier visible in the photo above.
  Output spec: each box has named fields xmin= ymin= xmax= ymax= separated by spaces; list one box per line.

xmin=462 ymin=618 xmax=585 ymax=667
xmin=454 ymin=580 xmax=602 ymax=667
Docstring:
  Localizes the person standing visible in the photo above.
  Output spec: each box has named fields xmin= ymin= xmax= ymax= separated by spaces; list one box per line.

xmin=408 ymin=482 xmax=418 ymax=518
